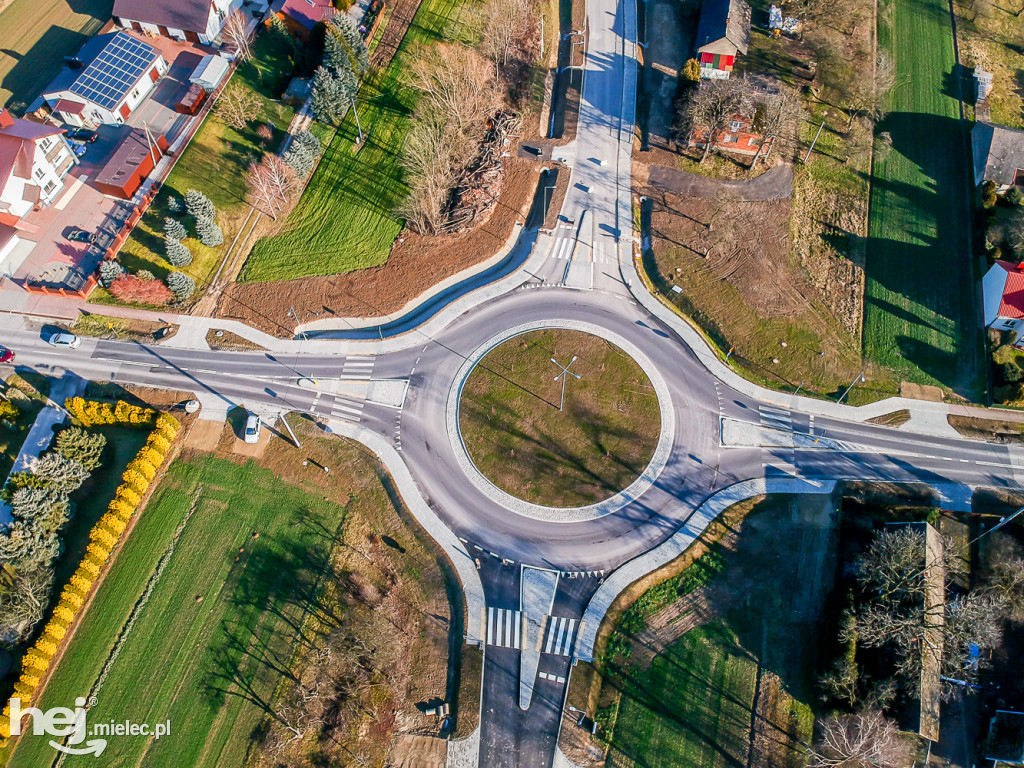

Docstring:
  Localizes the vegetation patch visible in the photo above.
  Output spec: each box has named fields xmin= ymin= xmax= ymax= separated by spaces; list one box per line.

xmin=459 ymin=329 xmax=660 ymax=507
xmin=863 ymin=0 xmax=978 ymax=395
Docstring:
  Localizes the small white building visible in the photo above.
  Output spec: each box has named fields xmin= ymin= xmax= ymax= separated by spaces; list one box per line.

xmin=113 ymin=0 xmax=242 ymax=45
xmin=190 ymin=54 xmax=230 ymax=90
xmin=42 ymin=32 xmax=167 ymax=127
xmin=983 ymin=260 xmax=1024 ymax=341
xmin=0 ymin=108 xmax=77 ymax=223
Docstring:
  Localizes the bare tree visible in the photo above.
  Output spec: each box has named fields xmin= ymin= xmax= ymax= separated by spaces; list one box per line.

xmin=984 ymin=533 xmax=1024 ymax=622
xmin=749 ymin=83 xmax=804 ymax=165
xmin=841 ymin=52 xmax=896 ymax=128
xmin=852 ymin=527 xmax=1006 ymax=693
xmin=677 ymin=78 xmax=753 ymax=163
xmin=398 ymin=118 xmax=459 ymax=233
xmin=222 ymin=10 xmax=252 ymax=61
xmin=0 ymin=567 xmax=54 ymax=643
xmin=245 ymin=154 xmax=298 ymax=220
xmin=407 ymin=44 xmax=502 ymax=134
xmin=810 ymin=710 xmax=915 ymax=768
xmin=215 ymin=84 xmax=262 ymax=129
xmin=479 ymin=0 xmax=530 ymax=73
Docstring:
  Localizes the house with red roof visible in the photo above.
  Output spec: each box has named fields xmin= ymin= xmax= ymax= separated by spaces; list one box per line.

xmin=0 ymin=108 xmax=77 ymax=226
xmin=273 ymin=0 xmax=335 ymax=40
xmin=983 ymin=260 xmax=1024 ymax=340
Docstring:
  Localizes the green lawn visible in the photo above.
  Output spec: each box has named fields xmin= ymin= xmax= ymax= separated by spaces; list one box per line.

xmin=863 ymin=0 xmax=978 ymax=395
xmin=3 ymin=455 xmax=353 ymax=768
xmin=92 ymin=36 xmax=295 ymax=305
xmin=237 ymin=0 xmax=470 ymax=282
xmin=0 ymin=0 xmax=112 ymax=111
xmin=458 ymin=329 xmax=661 ymax=507
xmin=604 ymin=623 xmax=758 ymax=768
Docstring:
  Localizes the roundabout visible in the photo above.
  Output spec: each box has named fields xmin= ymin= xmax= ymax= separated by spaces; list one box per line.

xmin=450 ymin=322 xmax=673 ymax=521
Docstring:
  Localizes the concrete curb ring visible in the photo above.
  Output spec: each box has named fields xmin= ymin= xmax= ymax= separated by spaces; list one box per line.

xmin=446 ymin=320 xmax=675 ymax=523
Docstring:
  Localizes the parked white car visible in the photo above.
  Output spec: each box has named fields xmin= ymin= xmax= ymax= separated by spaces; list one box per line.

xmin=47 ymin=332 xmax=81 ymax=349
xmin=243 ymin=412 xmax=262 ymax=444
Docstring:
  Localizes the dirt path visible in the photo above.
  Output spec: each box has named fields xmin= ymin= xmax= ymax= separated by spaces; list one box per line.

xmin=645 ymin=162 xmax=794 ymax=201
xmin=370 ymin=0 xmax=423 ymax=69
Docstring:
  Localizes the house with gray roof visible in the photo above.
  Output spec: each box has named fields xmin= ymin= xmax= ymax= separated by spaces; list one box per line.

xmin=695 ymin=0 xmax=751 ymax=79
xmin=973 ymin=120 xmax=1024 ymax=192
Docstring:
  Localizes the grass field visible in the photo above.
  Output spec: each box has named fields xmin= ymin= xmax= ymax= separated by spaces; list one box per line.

xmin=953 ymin=0 xmax=1024 ymax=129
xmin=458 ymin=329 xmax=661 ymax=507
xmin=0 ymin=0 xmax=112 ymax=110
xmin=863 ymin=0 xmax=978 ymax=395
xmin=3 ymin=419 xmax=457 ymax=768
xmin=237 ymin=0 xmax=472 ymax=282
xmin=90 ymin=37 xmax=295 ymax=305
xmin=605 ymin=623 xmax=758 ymax=768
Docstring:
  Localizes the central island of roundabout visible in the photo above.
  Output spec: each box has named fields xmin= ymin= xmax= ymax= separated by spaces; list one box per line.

xmin=446 ymin=321 xmax=676 ymax=522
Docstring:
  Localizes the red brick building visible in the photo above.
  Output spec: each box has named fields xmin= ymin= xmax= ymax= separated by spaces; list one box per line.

xmin=688 ymin=111 xmax=770 ymax=158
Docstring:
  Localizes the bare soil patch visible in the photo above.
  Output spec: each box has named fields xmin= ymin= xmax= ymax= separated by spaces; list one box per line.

xmin=387 ymin=734 xmax=447 ymax=768
xmin=866 ymin=409 xmax=911 ymax=427
xmin=184 ymin=419 xmax=222 ymax=451
xmin=900 ymin=382 xmax=945 ymax=402
xmin=205 ymin=328 xmax=268 ymax=351
xmin=947 ymin=414 xmax=1024 ymax=443
xmin=216 ymin=156 xmax=539 ymax=335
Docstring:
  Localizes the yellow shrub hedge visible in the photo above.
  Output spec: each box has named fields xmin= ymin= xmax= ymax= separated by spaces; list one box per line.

xmin=0 ymin=406 xmax=180 ymax=736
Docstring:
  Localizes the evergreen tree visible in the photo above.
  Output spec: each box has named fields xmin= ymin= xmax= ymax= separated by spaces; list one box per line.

xmin=55 ymin=428 xmax=107 ymax=472
xmin=166 ymin=272 xmax=197 ymax=301
xmin=185 ymin=189 xmax=216 ymax=223
xmin=267 ymin=15 xmax=296 ymax=58
xmin=283 ymin=129 xmax=322 ymax=176
xmin=98 ymin=259 xmax=126 ymax=288
xmin=330 ymin=16 xmax=369 ymax=76
xmin=196 ymin=217 xmax=223 ymax=247
xmin=163 ymin=217 xmax=188 ymax=240
xmin=311 ymin=66 xmax=346 ymax=124
xmin=165 ymin=237 xmax=193 ymax=267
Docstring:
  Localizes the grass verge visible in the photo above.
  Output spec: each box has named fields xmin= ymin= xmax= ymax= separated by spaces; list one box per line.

xmin=458 ymin=329 xmax=661 ymax=507
xmin=238 ymin=0 xmax=472 ymax=282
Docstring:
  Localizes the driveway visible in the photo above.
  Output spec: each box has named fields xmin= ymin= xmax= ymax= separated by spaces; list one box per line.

xmin=646 ymin=162 xmax=794 ymax=200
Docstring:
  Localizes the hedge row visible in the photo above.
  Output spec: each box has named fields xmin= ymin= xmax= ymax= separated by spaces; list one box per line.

xmin=0 ymin=410 xmax=180 ymax=744
xmin=64 ymin=398 xmax=156 ymax=428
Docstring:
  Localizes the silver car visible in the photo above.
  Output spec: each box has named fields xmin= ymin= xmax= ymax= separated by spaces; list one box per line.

xmin=243 ymin=413 xmax=261 ymax=444
xmin=47 ymin=332 xmax=81 ymax=349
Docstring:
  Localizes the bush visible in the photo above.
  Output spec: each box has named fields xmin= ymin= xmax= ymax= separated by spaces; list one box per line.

xmin=682 ymin=58 xmax=701 ymax=82
xmin=0 ymin=399 xmax=19 ymax=420
xmin=1007 ymin=186 xmax=1023 ymax=206
xmin=195 ymin=217 xmax=223 ymax=247
xmin=1004 ymin=362 xmax=1022 ymax=383
xmin=98 ymin=259 xmax=126 ymax=288
xmin=109 ymin=275 xmax=172 ymax=306
xmin=64 ymin=398 xmax=156 ymax=428
xmin=55 ymin=427 xmax=106 ymax=471
xmin=167 ymin=271 xmax=196 ymax=301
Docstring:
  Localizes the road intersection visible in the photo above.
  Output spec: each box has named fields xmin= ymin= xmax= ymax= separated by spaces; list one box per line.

xmin=0 ymin=0 xmax=1018 ymax=762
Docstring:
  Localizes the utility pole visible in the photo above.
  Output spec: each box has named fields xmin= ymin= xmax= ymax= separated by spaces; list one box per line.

xmin=803 ymin=121 xmax=825 ymax=163
xmin=837 ymin=370 xmax=865 ymax=404
xmin=551 ymin=355 xmax=580 ymax=412
xmin=350 ymin=96 xmax=364 ymax=143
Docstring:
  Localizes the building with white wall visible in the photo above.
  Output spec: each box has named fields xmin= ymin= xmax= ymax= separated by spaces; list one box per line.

xmin=983 ymin=260 xmax=1024 ymax=341
xmin=113 ymin=0 xmax=242 ymax=45
xmin=0 ymin=108 xmax=77 ymax=224
xmin=42 ymin=32 xmax=167 ymax=127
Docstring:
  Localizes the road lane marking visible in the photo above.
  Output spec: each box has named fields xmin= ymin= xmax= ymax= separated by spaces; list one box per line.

xmin=485 ymin=608 xmax=522 ymax=649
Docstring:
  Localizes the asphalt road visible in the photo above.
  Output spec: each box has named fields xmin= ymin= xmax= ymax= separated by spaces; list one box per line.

xmin=0 ymin=0 xmax=1017 ymax=760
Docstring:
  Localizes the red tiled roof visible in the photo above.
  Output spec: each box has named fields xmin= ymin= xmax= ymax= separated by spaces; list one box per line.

xmin=280 ymin=0 xmax=335 ymax=29
xmin=54 ymin=99 xmax=85 ymax=116
xmin=996 ymin=260 xmax=1024 ymax=320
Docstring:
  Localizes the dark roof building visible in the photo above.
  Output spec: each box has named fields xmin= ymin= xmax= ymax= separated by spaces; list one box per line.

xmin=973 ymin=120 xmax=1024 ymax=189
xmin=279 ymin=0 xmax=335 ymax=32
xmin=695 ymin=0 xmax=751 ymax=79
xmin=987 ymin=710 xmax=1024 ymax=765
xmin=94 ymin=129 xmax=169 ymax=199
xmin=114 ymin=0 xmax=240 ymax=45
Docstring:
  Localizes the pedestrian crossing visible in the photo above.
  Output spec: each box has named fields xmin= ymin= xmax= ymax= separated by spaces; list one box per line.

xmin=341 ymin=355 xmax=375 ymax=380
xmin=538 ymin=671 xmax=566 ymax=684
xmin=326 ymin=394 xmax=365 ymax=423
xmin=543 ymin=616 xmax=577 ymax=656
xmin=759 ymin=406 xmax=798 ymax=477
xmin=486 ymin=608 xmax=522 ymax=649
xmin=547 ymin=225 xmax=578 ymax=262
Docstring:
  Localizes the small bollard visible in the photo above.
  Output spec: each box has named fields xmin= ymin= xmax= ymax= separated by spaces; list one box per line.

xmin=323 ymin=466 xmax=329 ymax=474
xmin=302 ymin=460 xmax=308 ymax=466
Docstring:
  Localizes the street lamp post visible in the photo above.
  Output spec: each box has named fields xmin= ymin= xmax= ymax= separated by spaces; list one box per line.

xmin=551 ymin=355 xmax=580 ymax=412
xmin=836 ymin=370 xmax=865 ymax=404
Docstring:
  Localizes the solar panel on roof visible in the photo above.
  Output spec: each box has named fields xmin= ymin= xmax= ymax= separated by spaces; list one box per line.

xmin=68 ymin=32 xmax=158 ymax=110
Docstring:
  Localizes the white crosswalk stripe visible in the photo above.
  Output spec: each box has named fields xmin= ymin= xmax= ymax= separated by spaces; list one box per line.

xmin=759 ymin=406 xmax=797 ymax=476
xmin=486 ymin=608 xmax=522 ymax=649
xmin=543 ymin=616 xmax=577 ymax=656
xmin=538 ymin=672 xmax=566 ymax=684
xmin=328 ymin=395 xmax=365 ymax=422
xmin=341 ymin=356 xmax=375 ymax=380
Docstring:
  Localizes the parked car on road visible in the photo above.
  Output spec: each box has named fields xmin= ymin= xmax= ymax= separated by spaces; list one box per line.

xmin=243 ymin=412 xmax=262 ymax=443
xmin=0 ymin=348 xmax=14 ymax=363
xmin=66 ymin=228 xmax=96 ymax=244
xmin=46 ymin=332 xmax=80 ymax=349
xmin=67 ymin=128 xmax=98 ymax=143
xmin=70 ymin=143 xmax=87 ymax=158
